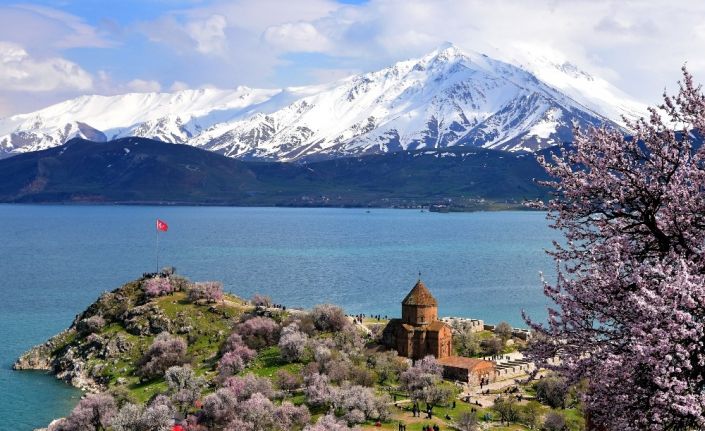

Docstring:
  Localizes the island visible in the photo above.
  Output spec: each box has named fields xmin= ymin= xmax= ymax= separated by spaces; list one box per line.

xmin=15 ymin=270 xmax=583 ymax=431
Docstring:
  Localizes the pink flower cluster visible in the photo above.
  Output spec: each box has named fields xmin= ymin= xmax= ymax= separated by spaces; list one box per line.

xmin=144 ymin=277 xmax=174 ymax=297
xmin=188 ymin=281 xmax=224 ymax=303
xmin=217 ymin=333 xmax=256 ymax=380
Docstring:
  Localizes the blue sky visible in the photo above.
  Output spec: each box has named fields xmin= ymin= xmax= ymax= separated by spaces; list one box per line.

xmin=0 ymin=0 xmax=703 ymax=116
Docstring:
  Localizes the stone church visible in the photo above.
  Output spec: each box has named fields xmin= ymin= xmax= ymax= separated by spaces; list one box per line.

xmin=382 ymin=279 xmax=453 ymax=360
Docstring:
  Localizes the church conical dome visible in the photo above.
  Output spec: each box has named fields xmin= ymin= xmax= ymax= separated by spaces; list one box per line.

xmin=402 ymin=280 xmax=438 ymax=307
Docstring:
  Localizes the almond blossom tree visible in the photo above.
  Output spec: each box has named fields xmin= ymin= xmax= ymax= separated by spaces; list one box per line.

xmin=304 ymin=414 xmax=358 ymax=431
xmin=49 ymin=393 xmax=116 ymax=431
xmin=137 ymin=333 xmax=188 ymax=379
xmin=278 ymin=323 xmax=309 ymax=362
xmin=143 ymin=277 xmax=174 ymax=297
xmin=400 ymin=355 xmax=443 ymax=402
xmin=165 ymin=365 xmax=204 ymax=415
xmin=221 ymin=373 xmax=275 ymax=401
xmin=525 ymin=68 xmax=705 ymax=430
xmin=236 ymin=316 xmax=280 ymax=349
xmin=187 ymin=281 xmax=224 ymax=303
xmin=217 ymin=334 xmax=256 ymax=380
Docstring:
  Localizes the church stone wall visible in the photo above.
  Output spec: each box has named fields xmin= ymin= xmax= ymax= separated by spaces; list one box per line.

xmin=402 ymin=304 xmax=437 ymax=325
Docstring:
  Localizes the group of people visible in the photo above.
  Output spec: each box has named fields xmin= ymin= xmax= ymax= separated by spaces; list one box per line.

xmin=479 ymin=376 xmax=490 ymax=389
xmin=410 ymin=402 xmax=433 ymax=419
xmin=397 ymin=422 xmax=439 ymax=431
xmin=350 ymin=313 xmax=388 ymax=324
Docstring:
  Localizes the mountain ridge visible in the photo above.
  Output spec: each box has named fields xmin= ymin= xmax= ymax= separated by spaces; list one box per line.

xmin=0 ymin=136 xmax=550 ymax=208
xmin=0 ymin=44 xmax=644 ymax=161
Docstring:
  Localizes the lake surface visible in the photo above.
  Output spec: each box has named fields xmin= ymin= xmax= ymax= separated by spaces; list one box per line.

xmin=0 ymin=205 xmax=556 ymax=430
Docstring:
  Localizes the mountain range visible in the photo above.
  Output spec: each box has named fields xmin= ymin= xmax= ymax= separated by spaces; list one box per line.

xmin=0 ymin=137 xmax=550 ymax=207
xmin=0 ymin=44 xmax=646 ymax=162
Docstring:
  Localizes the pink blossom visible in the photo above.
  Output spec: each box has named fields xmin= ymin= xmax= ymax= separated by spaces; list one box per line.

xmin=143 ymin=277 xmax=174 ymax=297
xmin=524 ymin=67 xmax=705 ymax=429
xmin=188 ymin=281 xmax=224 ymax=303
xmin=236 ymin=316 xmax=280 ymax=349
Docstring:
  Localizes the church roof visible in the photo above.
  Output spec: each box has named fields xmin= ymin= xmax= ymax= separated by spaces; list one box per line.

xmin=438 ymin=356 xmax=495 ymax=372
xmin=402 ymin=280 xmax=438 ymax=307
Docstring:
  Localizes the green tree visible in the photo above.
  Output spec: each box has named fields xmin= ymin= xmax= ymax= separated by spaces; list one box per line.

xmin=493 ymin=397 xmax=520 ymax=424
xmin=494 ymin=321 xmax=513 ymax=342
xmin=521 ymin=401 xmax=543 ymax=429
xmin=453 ymin=324 xmax=480 ymax=357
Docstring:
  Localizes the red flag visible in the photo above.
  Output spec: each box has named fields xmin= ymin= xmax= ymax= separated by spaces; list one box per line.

xmin=156 ymin=219 xmax=168 ymax=232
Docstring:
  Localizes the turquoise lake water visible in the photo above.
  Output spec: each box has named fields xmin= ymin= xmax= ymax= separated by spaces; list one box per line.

xmin=0 ymin=205 xmax=556 ymax=430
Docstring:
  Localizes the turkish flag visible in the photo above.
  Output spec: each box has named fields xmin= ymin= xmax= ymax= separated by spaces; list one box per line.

xmin=156 ymin=219 xmax=168 ymax=232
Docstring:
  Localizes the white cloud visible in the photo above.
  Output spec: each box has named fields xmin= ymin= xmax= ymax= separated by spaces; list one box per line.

xmin=134 ymin=0 xmax=340 ymax=87
xmin=276 ymin=0 xmax=705 ymax=105
xmin=0 ymin=41 xmax=92 ymax=92
xmin=263 ymin=22 xmax=330 ymax=52
xmin=4 ymin=0 xmax=705 ymax=116
xmin=186 ymin=14 xmax=228 ymax=55
xmin=307 ymin=67 xmax=358 ymax=83
xmin=126 ymin=79 xmax=162 ymax=93
xmin=170 ymin=81 xmax=190 ymax=91
xmin=0 ymin=4 xmax=113 ymax=52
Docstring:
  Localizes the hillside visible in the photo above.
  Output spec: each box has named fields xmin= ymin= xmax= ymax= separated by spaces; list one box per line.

xmin=0 ymin=137 xmax=550 ymax=208
xmin=0 ymin=44 xmax=643 ymax=161
xmin=14 ymin=275 xmax=251 ymax=400
xmin=14 ymin=272 xmax=584 ymax=431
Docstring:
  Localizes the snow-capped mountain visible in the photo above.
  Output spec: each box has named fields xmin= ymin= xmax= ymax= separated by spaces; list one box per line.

xmin=0 ymin=44 xmax=644 ymax=161
xmin=0 ymin=87 xmax=280 ymax=155
xmin=504 ymin=44 xmax=648 ymax=125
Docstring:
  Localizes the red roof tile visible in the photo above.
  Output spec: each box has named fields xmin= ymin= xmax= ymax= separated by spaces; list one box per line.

xmin=438 ymin=356 xmax=495 ymax=371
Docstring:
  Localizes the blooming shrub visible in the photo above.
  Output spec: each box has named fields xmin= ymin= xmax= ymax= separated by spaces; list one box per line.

xmin=143 ymin=277 xmax=174 ymax=297
xmin=111 ymin=402 xmax=173 ymax=431
xmin=165 ymin=365 xmax=203 ymax=415
xmin=304 ymin=414 xmax=357 ymax=431
xmin=217 ymin=352 xmax=245 ymax=378
xmin=278 ymin=323 xmax=309 ymax=362
xmin=275 ymin=369 xmax=302 ymax=393
xmin=273 ymin=401 xmax=310 ymax=430
xmin=236 ymin=316 xmax=280 ymax=349
xmin=311 ymin=304 xmax=348 ymax=332
xmin=187 ymin=281 xmax=224 ymax=303
xmin=221 ymin=373 xmax=274 ymax=401
xmin=200 ymin=388 xmax=239 ymax=428
xmin=76 ymin=315 xmax=106 ymax=335
xmin=137 ymin=333 xmax=188 ymax=379
xmin=49 ymin=393 xmax=116 ymax=431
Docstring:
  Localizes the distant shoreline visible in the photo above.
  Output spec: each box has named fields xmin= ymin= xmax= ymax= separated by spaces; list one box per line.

xmin=0 ymin=201 xmax=540 ymax=211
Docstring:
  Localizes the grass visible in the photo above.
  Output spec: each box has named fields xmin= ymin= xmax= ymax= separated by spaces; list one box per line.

xmin=55 ymin=288 xmax=254 ymax=402
xmin=247 ymin=346 xmax=304 ymax=378
xmin=129 ymin=379 xmax=169 ymax=404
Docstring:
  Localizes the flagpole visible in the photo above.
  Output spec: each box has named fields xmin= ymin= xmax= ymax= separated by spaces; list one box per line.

xmin=156 ymin=219 xmax=159 ymax=274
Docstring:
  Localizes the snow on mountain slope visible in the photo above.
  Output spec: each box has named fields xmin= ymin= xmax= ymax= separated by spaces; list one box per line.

xmin=506 ymin=44 xmax=648 ymax=125
xmin=0 ymin=44 xmax=633 ymax=160
xmin=0 ymin=87 xmax=280 ymax=155
xmin=191 ymin=44 xmax=612 ymax=160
